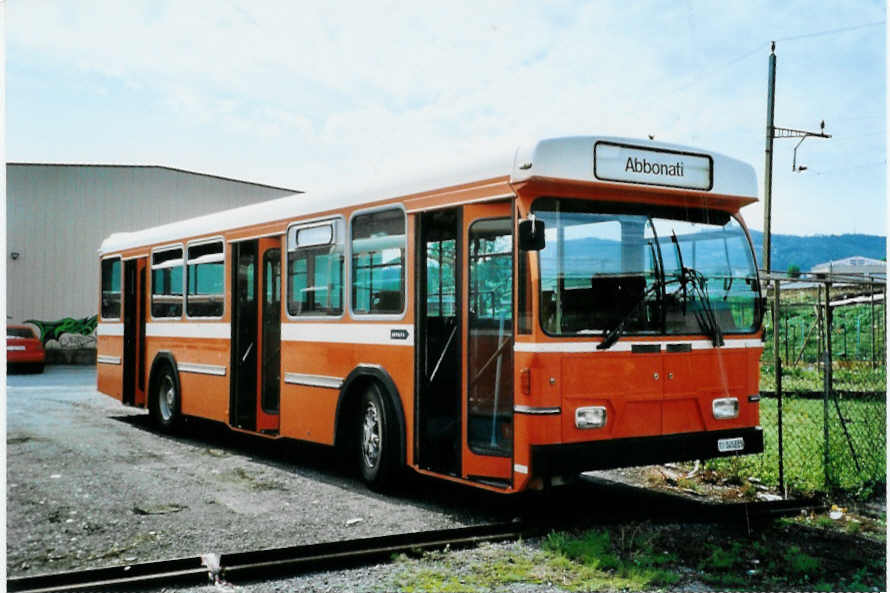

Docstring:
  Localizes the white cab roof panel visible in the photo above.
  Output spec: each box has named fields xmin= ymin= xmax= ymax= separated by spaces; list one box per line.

xmin=100 ymin=136 xmax=757 ymax=255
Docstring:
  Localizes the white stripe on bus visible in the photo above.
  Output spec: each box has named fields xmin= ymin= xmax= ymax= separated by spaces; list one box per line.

xmin=96 ymin=323 xmax=124 ymax=336
xmin=513 ymin=338 xmax=761 ymax=353
xmin=281 ymin=323 xmax=414 ymax=346
xmin=146 ymin=322 xmax=230 ymax=339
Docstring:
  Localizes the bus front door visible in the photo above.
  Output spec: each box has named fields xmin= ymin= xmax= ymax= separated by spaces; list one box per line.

xmin=462 ymin=203 xmax=514 ymax=488
xmin=231 ymin=237 xmax=282 ymax=434
xmin=416 ymin=209 xmax=462 ymax=476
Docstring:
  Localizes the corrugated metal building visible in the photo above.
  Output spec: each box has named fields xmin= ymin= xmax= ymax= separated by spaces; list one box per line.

xmin=811 ymin=256 xmax=887 ymax=278
xmin=7 ymin=164 xmax=299 ymax=324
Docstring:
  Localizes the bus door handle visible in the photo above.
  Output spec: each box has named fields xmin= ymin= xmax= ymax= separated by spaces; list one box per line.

xmin=242 ymin=342 xmax=254 ymax=363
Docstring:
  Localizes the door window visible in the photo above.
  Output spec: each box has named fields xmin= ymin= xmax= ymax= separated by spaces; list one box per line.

xmin=467 ymin=218 xmax=513 ymax=456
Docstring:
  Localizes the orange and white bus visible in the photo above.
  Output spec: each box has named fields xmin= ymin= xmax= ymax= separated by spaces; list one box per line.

xmin=97 ymin=136 xmax=764 ymax=493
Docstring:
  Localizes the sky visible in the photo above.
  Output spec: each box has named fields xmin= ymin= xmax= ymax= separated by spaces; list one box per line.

xmin=5 ymin=1 xmax=887 ymax=236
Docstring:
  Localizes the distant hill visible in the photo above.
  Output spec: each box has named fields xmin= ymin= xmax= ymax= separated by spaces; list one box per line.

xmin=549 ymin=229 xmax=885 ymax=276
xmin=748 ymin=231 xmax=886 ymax=272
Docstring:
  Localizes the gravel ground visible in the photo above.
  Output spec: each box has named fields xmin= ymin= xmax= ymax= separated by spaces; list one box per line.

xmin=6 ymin=366 xmax=508 ymax=578
xmin=8 ymin=367 xmax=884 ymax=592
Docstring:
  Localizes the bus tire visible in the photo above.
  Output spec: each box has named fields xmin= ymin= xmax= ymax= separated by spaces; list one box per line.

xmin=358 ymin=382 xmax=398 ymax=490
xmin=150 ymin=364 xmax=181 ymax=432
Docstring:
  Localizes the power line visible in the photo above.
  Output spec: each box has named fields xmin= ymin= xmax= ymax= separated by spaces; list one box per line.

xmin=657 ymin=19 xmax=885 ymax=101
xmin=774 ymin=20 xmax=885 ymax=43
xmin=664 ymin=43 xmax=765 ymax=97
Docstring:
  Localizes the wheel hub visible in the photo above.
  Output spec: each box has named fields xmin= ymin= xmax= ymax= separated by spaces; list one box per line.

xmin=362 ymin=401 xmax=381 ymax=469
xmin=158 ymin=375 xmax=175 ymax=421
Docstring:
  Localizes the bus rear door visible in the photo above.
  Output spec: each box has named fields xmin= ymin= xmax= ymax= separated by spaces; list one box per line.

xmin=231 ymin=237 xmax=281 ymax=434
xmin=122 ymin=257 xmax=147 ymax=407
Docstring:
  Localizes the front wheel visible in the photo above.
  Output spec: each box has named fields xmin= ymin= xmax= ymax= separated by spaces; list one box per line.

xmin=358 ymin=383 xmax=398 ymax=490
xmin=151 ymin=365 xmax=181 ymax=432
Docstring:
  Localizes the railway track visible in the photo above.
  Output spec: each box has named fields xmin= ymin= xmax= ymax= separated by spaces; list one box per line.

xmin=8 ymin=486 xmax=824 ymax=593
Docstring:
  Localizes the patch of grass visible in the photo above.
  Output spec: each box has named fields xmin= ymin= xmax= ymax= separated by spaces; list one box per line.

xmin=814 ymin=515 xmax=835 ymax=529
xmin=845 ymin=520 xmax=863 ymax=535
xmin=390 ymin=522 xmax=885 ymax=592
xmin=782 ymin=545 xmax=820 ymax=576
xmin=543 ymin=530 xmax=619 ymax=571
xmin=701 ymin=542 xmax=744 ymax=571
xmin=704 ymin=394 xmax=886 ymax=497
xmin=390 ymin=527 xmax=681 ymax=593
xmin=675 ymin=476 xmax=700 ymax=493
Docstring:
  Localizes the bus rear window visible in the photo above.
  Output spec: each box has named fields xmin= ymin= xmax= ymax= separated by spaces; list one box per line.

xmin=101 ymin=257 xmax=122 ymax=319
xmin=152 ymin=248 xmax=184 ymax=318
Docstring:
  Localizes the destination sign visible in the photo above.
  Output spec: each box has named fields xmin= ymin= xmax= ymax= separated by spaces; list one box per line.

xmin=594 ymin=141 xmax=713 ymax=190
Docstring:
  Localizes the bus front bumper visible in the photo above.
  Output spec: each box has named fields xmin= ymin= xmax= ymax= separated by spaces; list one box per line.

xmin=530 ymin=426 xmax=763 ymax=477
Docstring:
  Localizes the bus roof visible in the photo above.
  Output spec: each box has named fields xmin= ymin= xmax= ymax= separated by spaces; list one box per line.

xmin=99 ymin=136 xmax=757 ymax=255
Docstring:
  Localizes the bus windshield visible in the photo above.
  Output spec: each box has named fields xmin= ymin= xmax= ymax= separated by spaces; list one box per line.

xmin=533 ymin=197 xmax=761 ymax=337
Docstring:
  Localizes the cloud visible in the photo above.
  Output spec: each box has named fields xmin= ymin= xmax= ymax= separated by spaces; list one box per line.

xmin=7 ymin=0 xmax=886 ymax=234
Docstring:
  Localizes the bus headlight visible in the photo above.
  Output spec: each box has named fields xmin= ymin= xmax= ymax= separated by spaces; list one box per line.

xmin=712 ymin=397 xmax=739 ymax=419
xmin=575 ymin=406 xmax=607 ymax=429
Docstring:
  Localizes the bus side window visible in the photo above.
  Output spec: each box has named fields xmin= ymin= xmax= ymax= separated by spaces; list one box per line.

xmin=151 ymin=247 xmax=184 ymax=318
xmin=287 ymin=221 xmax=344 ymax=317
xmin=186 ymin=241 xmax=224 ymax=318
xmin=351 ymin=208 xmax=406 ymax=316
xmin=101 ymin=257 xmax=122 ymax=320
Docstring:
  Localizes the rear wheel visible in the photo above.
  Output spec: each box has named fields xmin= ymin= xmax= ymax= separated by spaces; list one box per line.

xmin=151 ymin=365 xmax=181 ymax=432
xmin=358 ymin=383 xmax=398 ymax=490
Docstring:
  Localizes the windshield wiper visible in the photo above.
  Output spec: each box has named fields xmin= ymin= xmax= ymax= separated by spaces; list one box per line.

xmin=683 ymin=267 xmax=725 ymax=347
xmin=668 ymin=231 xmax=723 ymax=347
xmin=597 ymin=279 xmax=663 ymax=351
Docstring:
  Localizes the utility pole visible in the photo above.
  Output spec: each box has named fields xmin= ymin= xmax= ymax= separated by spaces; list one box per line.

xmin=761 ymin=42 xmax=831 ymax=275
xmin=762 ymin=43 xmax=777 ymax=274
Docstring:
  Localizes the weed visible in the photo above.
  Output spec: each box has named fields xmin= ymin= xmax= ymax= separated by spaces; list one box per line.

xmin=783 ymin=545 xmax=819 ymax=576
xmin=814 ymin=515 xmax=835 ymax=529
xmin=740 ymin=480 xmax=758 ymax=499
xmin=676 ymin=476 xmax=700 ymax=492
xmin=700 ymin=541 xmax=745 ymax=571
xmin=544 ymin=529 xmax=619 ymax=571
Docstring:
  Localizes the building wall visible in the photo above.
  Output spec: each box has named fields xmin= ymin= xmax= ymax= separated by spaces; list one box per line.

xmin=7 ymin=164 xmax=296 ymax=324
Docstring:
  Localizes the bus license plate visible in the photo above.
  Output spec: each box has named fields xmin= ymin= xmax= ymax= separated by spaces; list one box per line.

xmin=718 ymin=437 xmax=744 ymax=453
xmin=7 ymin=345 xmax=25 ymax=351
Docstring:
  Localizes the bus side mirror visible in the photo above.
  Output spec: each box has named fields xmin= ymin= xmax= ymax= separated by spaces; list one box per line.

xmin=518 ymin=217 xmax=545 ymax=251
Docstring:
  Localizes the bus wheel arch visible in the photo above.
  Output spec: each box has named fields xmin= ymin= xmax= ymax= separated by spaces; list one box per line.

xmin=147 ymin=353 xmax=182 ymax=432
xmin=335 ymin=365 xmax=406 ymax=488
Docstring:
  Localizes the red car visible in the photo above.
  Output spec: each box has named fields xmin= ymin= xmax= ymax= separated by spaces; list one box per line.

xmin=7 ymin=324 xmax=45 ymax=373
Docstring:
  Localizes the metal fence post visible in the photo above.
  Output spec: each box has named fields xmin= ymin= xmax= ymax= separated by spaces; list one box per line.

xmin=871 ymin=280 xmax=876 ymax=369
xmin=817 ymin=284 xmax=823 ymax=368
xmin=823 ymin=282 xmax=832 ymax=489
xmin=881 ymin=281 xmax=887 ymax=366
xmin=774 ymin=279 xmax=784 ymax=496
xmin=776 ymin=356 xmax=785 ymax=496
xmin=784 ymin=311 xmax=789 ymax=362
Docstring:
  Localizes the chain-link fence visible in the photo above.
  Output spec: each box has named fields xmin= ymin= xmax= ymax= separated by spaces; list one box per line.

xmin=709 ymin=272 xmax=886 ymax=498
